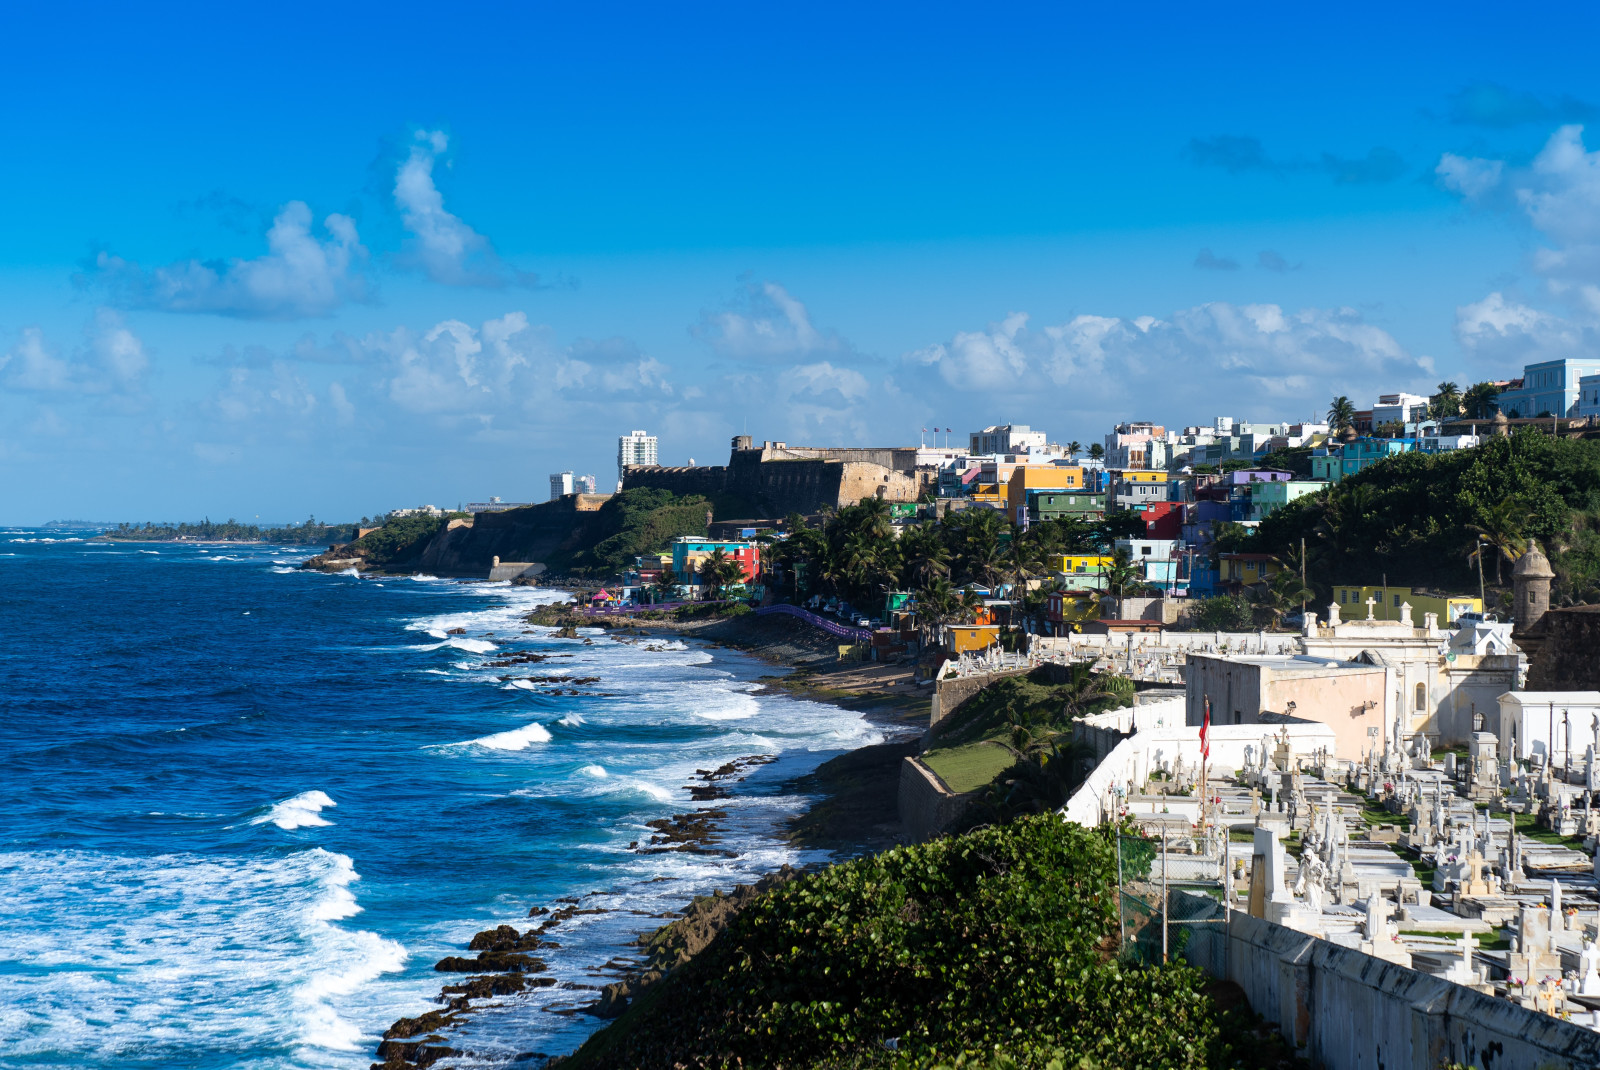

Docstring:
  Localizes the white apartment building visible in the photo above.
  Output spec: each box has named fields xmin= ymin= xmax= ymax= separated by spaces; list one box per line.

xmin=1371 ymin=392 xmax=1430 ymax=428
xmin=969 ymin=424 xmax=1048 ymax=455
xmin=617 ymin=430 xmax=659 ymax=486
xmin=549 ymin=471 xmax=574 ymax=500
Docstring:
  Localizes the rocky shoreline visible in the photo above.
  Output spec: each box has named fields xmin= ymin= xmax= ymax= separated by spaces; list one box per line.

xmin=370 ymin=599 xmax=929 ymax=1070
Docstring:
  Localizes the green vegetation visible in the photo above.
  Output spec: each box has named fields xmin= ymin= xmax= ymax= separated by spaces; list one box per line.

xmin=564 ymin=488 xmax=711 ymax=575
xmin=1250 ymin=428 xmax=1600 ymax=603
xmin=767 ymin=498 xmax=1147 ymax=628
xmin=566 ymin=815 xmax=1239 ymax=1069
xmin=1189 ymin=595 xmax=1252 ymax=631
xmin=103 ymin=517 xmax=357 ymax=544
xmin=922 ymin=667 xmax=1132 ymax=818
xmin=921 ymin=742 xmax=1017 ymax=794
xmin=348 ymin=512 xmax=469 ymax=564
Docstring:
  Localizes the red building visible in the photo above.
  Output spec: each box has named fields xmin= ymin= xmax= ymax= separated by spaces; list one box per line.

xmin=1134 ymin=501 xmax=1183 ymax=540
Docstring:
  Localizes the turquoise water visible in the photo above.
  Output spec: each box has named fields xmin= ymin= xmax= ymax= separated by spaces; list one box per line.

xmin=0 ymin=533 xmax=879 ymax=1068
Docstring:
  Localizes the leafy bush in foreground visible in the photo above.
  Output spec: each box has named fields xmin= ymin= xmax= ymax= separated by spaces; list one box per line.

xmin=569 ymin=815 xmax=1222 ymax=1069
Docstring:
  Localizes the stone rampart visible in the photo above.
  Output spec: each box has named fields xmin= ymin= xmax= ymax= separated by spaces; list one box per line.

xmin=897 ymin=756 xmax=976 ymax=842
xmin=1183 ymin=900 xmax=1600 ymax=1069
xmin=1526 ymin=605 xmax=1600 ymax=690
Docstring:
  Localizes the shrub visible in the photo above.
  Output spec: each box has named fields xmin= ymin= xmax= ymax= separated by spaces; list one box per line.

xmin=1189 ymin=595 xmax=1253 ymax=632
xmin=568 ymin=815 xmax=1222 ymax=1069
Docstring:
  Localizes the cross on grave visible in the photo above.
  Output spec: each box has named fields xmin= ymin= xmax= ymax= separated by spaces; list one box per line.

xmin=1364 ymin=595 xmax=1378 ymax=621
xmin=1446 ymin=933 xmax=1481 ymax=986
xmin=1582 ymin=940 xmax=1600 ymax=997
xmin=1537 ymin=976 xmax=1564 ymax=1017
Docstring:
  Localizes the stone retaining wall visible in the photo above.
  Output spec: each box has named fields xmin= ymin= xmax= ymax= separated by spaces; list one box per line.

xmin=1184 ymin=899 xmax=1600 ymax=1069
xmin=897 ymin=756 xmax=976 ymax=842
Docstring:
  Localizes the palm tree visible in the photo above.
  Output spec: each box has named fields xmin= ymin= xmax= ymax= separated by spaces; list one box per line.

xmin=1087 ymin=442 xmax=1105 ymax=461
xmin=1463 ymin=381 xmax=1502 ymax=420
xmin=1327 ymin=396 xmax=1357 ymax=434
xmin=1466 ymin=498 xmax=1529 ymax=586
xmin=653 ymin=565 xmax=681 ymax=603
xmin=699 ymin=548 xmax=747 ymax=600
xmin=1249 ymin=568 xmax=1316 ymax=629
xmin=898 ymin=523 xmax=951 ymax=588
xmin=1065 ymin=440 xmax=1083 ymax=460
xmin=1100 ymin=545 xmax=1146 ymax=616
xmin=1430 ymin=381 xmax=1462 ymax=420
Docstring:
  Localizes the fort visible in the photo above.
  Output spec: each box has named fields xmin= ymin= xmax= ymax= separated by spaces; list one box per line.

xmin=621 ymin=436 xmax=933 ymax=517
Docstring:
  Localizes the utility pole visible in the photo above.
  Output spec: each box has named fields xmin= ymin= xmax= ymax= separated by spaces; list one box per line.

xmin=1300 ymin=536 xmax=1307 ymax=621
xmin=1477 ymin=536 xmax=1486 ymax=611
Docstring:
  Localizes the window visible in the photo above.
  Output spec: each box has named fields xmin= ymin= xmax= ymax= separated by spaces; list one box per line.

xmin=1393 ymin=594 xmax=1401 ymax=607
xmin=1415 ymin=683 xmax=1426 ymax=711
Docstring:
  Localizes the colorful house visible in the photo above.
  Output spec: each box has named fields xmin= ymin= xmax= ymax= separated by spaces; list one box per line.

xmin=1109 ymin=469 xmax=1170 ymax=508
xmin=1310 ymin=439 xmax=1415 ymax=483
xmin=1218 ymin=552 xmax=1279 ymax=593
xmin=944 ymin=624 xmax=1002 ymax=654
xmin=1330 ymin=584 xmax=1483 ymax=625
xmin=1249 ymin=479 xmax=1328 ymax=520
xmin=669 ymin=538 xmax=761 ymax=582
xmin=1043 ymin=589 xmax=1100 ymax=632
xmin=1006 ymin=466 xmax=1085 ymax=524
xmin=1046 ymin=553 xmax=1112 ymax=591
xmin=1027 ymin=489 xmax=1105 ymax=523
xmin=1132 ymin=500 xmax=1183 ymax=539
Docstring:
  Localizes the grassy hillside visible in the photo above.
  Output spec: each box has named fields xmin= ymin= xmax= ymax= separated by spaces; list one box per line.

xmin=562 ymin=814 xmax=1236 ymax=1070
xmin=921 ymin=669 xmax=1133 ymax=800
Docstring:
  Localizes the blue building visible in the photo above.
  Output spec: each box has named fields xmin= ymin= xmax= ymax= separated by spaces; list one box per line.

xmin=1309 ymin=438 xmax=1415 ymax=483
xmin=1494 ymin=358 xmax=1600 ymax=419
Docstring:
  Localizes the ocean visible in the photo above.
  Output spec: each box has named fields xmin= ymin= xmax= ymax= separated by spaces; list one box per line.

xmin=0 ymin=532 xmax=882 ymax=1069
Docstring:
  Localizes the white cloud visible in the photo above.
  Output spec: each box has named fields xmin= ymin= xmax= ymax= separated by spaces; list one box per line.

xmin=692 ymin=281 xmax=851 ymax=361
xmin=1 ymin=311 xmax=149 ymax=396
xmin=395 ymin=130 xmax=529 ymax=288
xmin=1436 ymin=153 xmax=1503 ymax=200
xmin=94 ymin=202 xmax=368 ymax=319
xmin=1439 ymin=126 xmax=1600 ymax=365
xmin=1454 ymin=291 xmax=1596 ymax=364
xmin=903 ymin=302 xmax=1432 ymax=421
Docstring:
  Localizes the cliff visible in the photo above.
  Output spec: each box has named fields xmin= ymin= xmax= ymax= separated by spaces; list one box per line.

xmin=302 ymin=489 xmax=711 ymax=578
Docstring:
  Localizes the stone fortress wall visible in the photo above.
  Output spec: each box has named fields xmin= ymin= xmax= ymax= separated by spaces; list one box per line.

xmin=623 ymin=436 xmax=927 ymax=517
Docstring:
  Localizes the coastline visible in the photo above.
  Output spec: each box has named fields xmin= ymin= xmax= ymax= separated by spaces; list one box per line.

xmin=375 ymin=601 xmax=929 ymax=1070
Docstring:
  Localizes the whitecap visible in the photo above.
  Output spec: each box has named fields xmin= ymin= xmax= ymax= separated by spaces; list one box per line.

xmin=0 ymin=847 xmax=408 ymax=1062
xmin=576 ymin=764 xmax=608 ymax=778
xmin=458 ymin=721 xmax=552 ymax=751
xmin=558 ymin=712 xmax=586 ymax=727
xmin=421 ymin=668 xmax=449 ymax=676
xmin=426 ymin=629 xmax=448 ymax=639
xmin=693 ymin=691 xmax=760 ymax=721
xmin=138 ymin=549 xmax=159 ymax=555
xmin=272 ymin=566 xmax=297 ymax=574
xmin=252 ymin=790 xmax=337 ymax=830
xmin=338 ymin=567 xmax=360 ymax=577
xmin=502 ymin=679 xmax=539 ymax=691
xmin=446 ymin=637 xmax=496 ymax=654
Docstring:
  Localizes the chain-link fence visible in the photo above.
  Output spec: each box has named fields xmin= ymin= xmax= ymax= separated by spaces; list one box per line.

xmin=1114 ymin=831 xmax=1229 ymax=966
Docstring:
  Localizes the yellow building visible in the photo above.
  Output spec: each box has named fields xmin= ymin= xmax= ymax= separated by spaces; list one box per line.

xmin=1218 ymin=553 xmax=1280 ymax=591
xmin=1330 ymin=585 xmax=1483 ymax=624
xmin=1046 ymin=554 xmax=1112 ymax=575
xmin=1112 ymin=470 xmax=1165 ymax=485
xmin=1005 ymin=465 xmax=1084 ymax=515
xmin=944 ymin=624 xmax=1002 ymax=654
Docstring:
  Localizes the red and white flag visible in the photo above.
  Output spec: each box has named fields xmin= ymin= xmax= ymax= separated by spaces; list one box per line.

xmin=1200 ymin=697 xmax=1211 ymax=760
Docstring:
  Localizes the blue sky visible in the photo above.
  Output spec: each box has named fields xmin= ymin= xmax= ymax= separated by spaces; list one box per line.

xmin=4 ymin=2 xmax=1600 ymax=522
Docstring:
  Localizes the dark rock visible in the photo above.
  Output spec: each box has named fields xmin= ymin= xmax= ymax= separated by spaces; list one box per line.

xmin=433 ymin=950 xmax=546 ymax=973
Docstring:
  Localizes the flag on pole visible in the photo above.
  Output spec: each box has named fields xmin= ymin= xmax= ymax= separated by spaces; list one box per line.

xmin=1200 ymin=697 xmax=1211 ymax=760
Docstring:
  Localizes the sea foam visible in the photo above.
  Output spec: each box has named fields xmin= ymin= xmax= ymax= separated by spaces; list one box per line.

xmin=459 ymin=721 xmax=552 ymax=751
xmin=254 ymin=790 xmax=338 ymax=830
